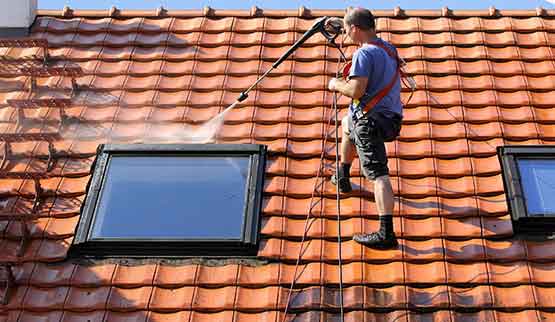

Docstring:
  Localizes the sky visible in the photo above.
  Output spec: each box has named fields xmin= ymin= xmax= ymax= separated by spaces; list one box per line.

xmin=38 ymin=0 xmax=554 ymax=10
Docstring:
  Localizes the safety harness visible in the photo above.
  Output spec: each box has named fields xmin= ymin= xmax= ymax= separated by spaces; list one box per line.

xmin=343 ymin=39 xmax=402 ymax=123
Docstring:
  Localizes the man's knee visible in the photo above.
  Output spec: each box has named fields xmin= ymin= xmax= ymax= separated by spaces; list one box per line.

xmin=361 ymin=165 xmax=389 ymax=181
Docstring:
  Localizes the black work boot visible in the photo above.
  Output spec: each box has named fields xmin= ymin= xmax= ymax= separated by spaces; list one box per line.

xmin=331 ymin=163 xmax=352 ymax=193
xmin=353 ymin=215 xmax=398 ymax=249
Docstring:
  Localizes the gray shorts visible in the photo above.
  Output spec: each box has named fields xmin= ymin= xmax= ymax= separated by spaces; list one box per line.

xmin=343 ymin=111 xmax=402 ymax=180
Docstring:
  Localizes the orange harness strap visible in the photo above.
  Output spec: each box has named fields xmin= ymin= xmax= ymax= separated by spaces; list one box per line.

xmin=343 ymin=41 xmax=401 ymax=115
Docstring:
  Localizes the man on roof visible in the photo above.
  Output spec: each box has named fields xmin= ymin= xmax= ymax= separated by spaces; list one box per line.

xmin=327 ymin=8 xmax=403 ymax=249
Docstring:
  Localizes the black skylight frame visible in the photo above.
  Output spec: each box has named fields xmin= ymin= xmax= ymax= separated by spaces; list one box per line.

xmin=70 ymin=144 xmax=266 ymax=257
xmin=498 ymin=145 xmax=555 ymax=234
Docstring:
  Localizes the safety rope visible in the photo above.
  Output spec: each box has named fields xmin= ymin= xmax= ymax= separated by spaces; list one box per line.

xmin=281 ymin=39 xmax=350 ymax=322
xmin=331 ymin=39 xmax=348 ymax=322
xmin=427 ymin=92 xmax=499 ymax=151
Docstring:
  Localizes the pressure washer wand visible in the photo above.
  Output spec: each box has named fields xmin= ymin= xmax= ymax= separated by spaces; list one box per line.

xmin=234 ymin=16 xmax=331 ymax=103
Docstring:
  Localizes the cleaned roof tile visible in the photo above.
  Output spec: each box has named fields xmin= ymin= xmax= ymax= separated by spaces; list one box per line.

xmin=112 ymin=264 xmax=156 ymax=288
xmin=148 ymin=286 xmax=194 ymax=312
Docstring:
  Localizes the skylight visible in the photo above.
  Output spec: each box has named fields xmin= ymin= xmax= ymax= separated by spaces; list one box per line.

xmin=498 ymin=145 xmax=555 ymax=234
xmin=71 ymin=144 xmax=266 ymax=257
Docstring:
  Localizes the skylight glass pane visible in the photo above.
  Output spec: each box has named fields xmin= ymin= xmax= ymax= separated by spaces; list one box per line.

xmin=90 ymin=155 xmax=250 ymax=239
xmin=517 ymin=159 xmax=555 ymax=216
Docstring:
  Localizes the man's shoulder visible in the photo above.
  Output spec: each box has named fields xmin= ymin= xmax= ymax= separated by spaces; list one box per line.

xmin=358 ymin=39 xmax=396 ymax=53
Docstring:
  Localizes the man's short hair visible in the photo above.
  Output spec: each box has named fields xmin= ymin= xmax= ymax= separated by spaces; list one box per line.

xmin=344 ymin=7 xmax=375 ymax=31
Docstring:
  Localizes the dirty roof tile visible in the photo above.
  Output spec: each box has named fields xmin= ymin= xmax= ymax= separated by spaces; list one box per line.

xmin=62 ymin=287 xmax=110 ymax=311
xmin=28 ymin=262 xmax=75 ymax=287
xmin=70 ymin=263 xmax=116 ymax=287
xmin=76 ymin=17 xmax=111 ymax=32
xmin=107 ymin=286 xmax=152 ymax=311
xmin=142 ymin=18 xmax=173 ymax=32
xmin=166 ymin=33 xmax=200 ymax=47
xmin=108 ymin=17 xmax=142 ymax=32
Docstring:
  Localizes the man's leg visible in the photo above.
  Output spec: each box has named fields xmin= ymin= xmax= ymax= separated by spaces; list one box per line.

xmin=350 ymin=116 xmax=398 ymax=249
xmin=375 ymin=175 xmax=394 ymax=215
xmin=353 ymin=173 xmax=398 ymax=249
xmin=333 ymin=116 xmax=356 ymax=192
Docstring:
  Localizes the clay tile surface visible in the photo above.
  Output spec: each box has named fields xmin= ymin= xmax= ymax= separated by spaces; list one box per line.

xmin=1 ymin=7 xmax=554 ymax=320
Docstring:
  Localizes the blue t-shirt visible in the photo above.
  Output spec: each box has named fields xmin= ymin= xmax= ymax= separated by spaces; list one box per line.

xmin=349 ymin=38 xmax=403 ymax=116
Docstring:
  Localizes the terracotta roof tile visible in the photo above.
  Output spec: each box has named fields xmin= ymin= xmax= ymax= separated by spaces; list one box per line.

xmin=449 ymin=285 xmax=493 ymax=308
xmin=488 ymin=261 xmax=531 ymax=285
xmin=492 ymin=284 xmax=535 ymax=309
xmin=404 ymin=261 xmax=446 ymax=285
xmin=446 ymin=261 xmax=488 ymax=284
xmin=402 ymin=238 xmax=444 ymax=261
xmin=112 ymin=264 xmax=156 ymax=288
xmin=3 ymin=9 xmax=555 ymax=319
xmin=71 ymin=263 xmax=116 ymax=287
xmin=190 ymin=311 xmax=235 ymax=321
xmin=27 ymin=263 xmax=74 ymax=287
xmin=21 ymin=286 xmax=68 ymax=310
xmin=193 ymin=286 xmax=237 ymax=311
xmin=148 ymin=286 xmax=194 ymax=312
xmin=107 ymin=286 xmax=152 ymax=311
xmin=497 ymin=310 xmax=542 ymax=322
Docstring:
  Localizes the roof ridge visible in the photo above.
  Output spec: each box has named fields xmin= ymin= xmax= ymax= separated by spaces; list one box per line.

xmin=38 ymin=6 xmax=554 ymax=18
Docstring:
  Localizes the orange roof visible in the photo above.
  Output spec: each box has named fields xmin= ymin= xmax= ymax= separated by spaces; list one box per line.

xmin=1 ymin=7 xmax=555 ymax=321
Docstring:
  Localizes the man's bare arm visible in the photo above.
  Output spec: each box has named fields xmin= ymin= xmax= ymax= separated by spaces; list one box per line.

xmin=328 ymin=76 xmax=368 ymax=99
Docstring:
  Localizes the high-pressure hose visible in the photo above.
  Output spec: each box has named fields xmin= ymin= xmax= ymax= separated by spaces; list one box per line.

xmin=234 ymin=16 xmax=342 ymax=104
